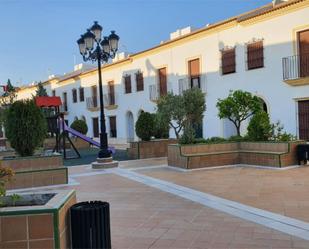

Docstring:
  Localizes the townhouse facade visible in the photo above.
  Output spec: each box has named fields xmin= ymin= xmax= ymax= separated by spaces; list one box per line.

xmin=7 ymin=0 xmax=309 ymax=144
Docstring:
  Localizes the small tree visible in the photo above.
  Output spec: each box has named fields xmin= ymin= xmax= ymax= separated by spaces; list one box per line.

xmin=157 ymin=88 xmax=206 ymax=139
xmin=4 ymin=100 xmax=47 ymax=156
xmin=135 ymin=111 xmax=155 ymax=141
xmin=70 ymin=119 xmax=88 ymax=135
xmin=247 ymin=111 xmax=272 ymax=141
xmin=35 ymin=82 xmax=48 ymax=97
xmin=216 ymin=90 xmax=262 ymax=136
xmin=1 ymin=79 xmax=17 ymax=107
xmin=152 ymin=113 xmax=169 ymax=139
xmin=183 ymin=87 xmax=206 ymax=125
xmin=157 ymin=93 xmax=186 ymax=139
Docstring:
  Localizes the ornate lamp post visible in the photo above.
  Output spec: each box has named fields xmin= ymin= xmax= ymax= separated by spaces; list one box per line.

xmin=77 ymin=21 xmax=119 ymax=158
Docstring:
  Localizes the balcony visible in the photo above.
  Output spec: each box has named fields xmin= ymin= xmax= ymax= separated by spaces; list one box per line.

xmin=149 ymin=83 xmax=172 ymax=102
xmin=178 ymin=76 xmax=206 ymax=95
xmin=86 ymin=96 xmax=99 ymax=111
xmin=103 ymin=93 xmax=118 ymax=110
xmin=282 ymin=54 xmax=309 ymax=86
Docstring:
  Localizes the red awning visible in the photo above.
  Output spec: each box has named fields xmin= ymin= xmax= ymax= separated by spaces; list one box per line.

xmin=35 ymin=96 xmax=62 ymax=107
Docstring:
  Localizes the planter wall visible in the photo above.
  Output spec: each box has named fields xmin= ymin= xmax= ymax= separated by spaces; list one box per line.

xmin=71 ymin=137 xmax=90 ymax=149
xmin=2 ymin=155 xmax=68 ymax=190
xmin=128 ymin=139 xmax=178 ymax=159
xmin=0 ymin=190 xmax=76 ymax=249
xmin=168 ymin=141 xmax=304 ymax=169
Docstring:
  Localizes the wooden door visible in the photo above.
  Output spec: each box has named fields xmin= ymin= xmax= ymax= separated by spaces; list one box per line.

xmin=93 ymin=117 xmax=99 ymax=138
xmin=188 ymin=59 xmax=200 ymax=88
xmin=158 ymin=67 xmax=167 ymax=96
xmin=298 ymin=30 xmax=309 ymax=77
xmin=109 ymin=116 xmax=117 ymax=138
xmin=298 ymin=100 xmax=309 ymax=140
xmin=108 ymin=81 xmax=115 ymax=105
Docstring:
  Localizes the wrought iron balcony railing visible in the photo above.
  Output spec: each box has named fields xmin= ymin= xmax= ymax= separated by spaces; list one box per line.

xmin=282 ymin=54 xmax=309 ymax=81
xmin=149 ymin=82 xmax=172 ymax=101
xmin=178 ymin=76 xmax=206 ymax=95
xmin=103 ymin=93 xmax=118 ymax=107
xmin=86 ymin=96 xmax=98 ymax=110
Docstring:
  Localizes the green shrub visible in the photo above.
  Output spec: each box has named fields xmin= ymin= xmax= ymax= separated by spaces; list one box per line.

xmin=4 ymin=100 xmax=47 ymax=156
xmin=179 ymin=125 xmax=196 ymax=144
xmin=207 ymin=136 xmax=227 ymax=143
xmin=135 ymin=111 xmax=155 ymax=141
xmin=247 ymin=111 xmax=272 ymax=141
xmin=270 ymin=121 xmax=297 ymax=142
xmin=228 ymin=135 xmax=249 ymax=142
xmin=70 ymin=119 xmax=88 ymax=135
xmin=152 ymin=113 xmax=169 ymax=139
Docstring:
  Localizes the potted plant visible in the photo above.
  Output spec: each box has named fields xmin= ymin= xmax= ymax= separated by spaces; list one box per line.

xmin=2 ymin=100 xmax=67 ymax=189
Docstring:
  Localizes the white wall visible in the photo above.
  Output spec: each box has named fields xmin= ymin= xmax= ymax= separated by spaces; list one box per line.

xmin=11 ymin=3 xmax=309 ymax=143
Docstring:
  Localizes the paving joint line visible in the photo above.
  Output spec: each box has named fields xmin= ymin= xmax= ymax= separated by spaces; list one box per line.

xmin=113 ymin=168 xmax=309 ymax=241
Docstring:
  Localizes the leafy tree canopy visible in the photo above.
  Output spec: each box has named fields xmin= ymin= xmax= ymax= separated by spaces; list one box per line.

xmin=216 ymin=90 xmax=262 ymax=136
xmin=35 ymin=82 xmax=48 ymax=97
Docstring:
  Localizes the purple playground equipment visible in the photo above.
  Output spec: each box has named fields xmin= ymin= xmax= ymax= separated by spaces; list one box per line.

xmin=62 ymin=121 xmax=116 ymax=155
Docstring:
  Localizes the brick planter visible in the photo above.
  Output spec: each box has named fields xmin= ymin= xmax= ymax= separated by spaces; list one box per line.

xmin=0 ymin=190 xmax=76 ymax=249
xmin=168 ymin=141 xmax=304 ymax=169
xmin=128 ymin=139 xmax=178 ymax=159
xmin=71 ymin=137 xmax=90 ymax=149
xmin=2 ymin=155 xmax=68 ymax=190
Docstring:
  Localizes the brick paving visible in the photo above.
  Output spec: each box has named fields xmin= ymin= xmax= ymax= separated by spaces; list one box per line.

xmin=64 ymin=172 xmax=309 ymax=249
xmin=137 ymin=164 xmax=309 ymax=222
xmin=45 ymin=162 xmax=309 ymax=248
xmin=13 ymin=159 xmax=309 ymax=248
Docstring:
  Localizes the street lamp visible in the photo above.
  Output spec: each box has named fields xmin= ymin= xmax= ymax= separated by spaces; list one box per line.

xmin=77 ymin=21 xmax=119 ymax=158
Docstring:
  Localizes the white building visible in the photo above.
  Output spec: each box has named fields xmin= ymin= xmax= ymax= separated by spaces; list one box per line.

xmin=7 ymin=0 xmax=309 ymax=144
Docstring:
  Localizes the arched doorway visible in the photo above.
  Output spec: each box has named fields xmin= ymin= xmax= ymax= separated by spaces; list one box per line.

xmin=126 ymin=111 xmax=135 ymax=142
xmin=258 ymin=97 xmax=268 ymax=113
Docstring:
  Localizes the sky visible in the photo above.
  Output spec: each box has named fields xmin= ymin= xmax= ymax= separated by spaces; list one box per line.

xmin=0 ymin=0 xmax=270 ymax=86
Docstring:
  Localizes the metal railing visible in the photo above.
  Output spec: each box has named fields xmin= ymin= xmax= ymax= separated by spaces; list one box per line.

xmin=282 ymin=54 xmax=309 ymax=81
xmin=149 ymin=82 xmax=172 ymax=101
xmin=86 ymin=96 xmax=98 ymax=109
xmin=178 ymin=76 xmax=206 ymax=95
xmin=103 ymin=93 xmax=118 ymax=106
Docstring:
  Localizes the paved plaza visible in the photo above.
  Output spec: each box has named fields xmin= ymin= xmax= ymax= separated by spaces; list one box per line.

xmin=12 ymin=158 xmax=309 ymax=248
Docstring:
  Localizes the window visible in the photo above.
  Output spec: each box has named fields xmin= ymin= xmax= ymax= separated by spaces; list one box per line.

xmin=221 ymin=48 xmax=236 ymax=75
xmin=124 ymin=75 xmax=132 ymax=94
xmin=109 ymin=116 xmax=117 ymax=138
xmin=188 ymin=58 xmax=200 ymax=88
xmin=72 ymin=89 xmax=77 ymax=103
xmin=52 ymin=90 xmax=56 ymax=96
xmin=247 ymin=41 xmax=264 ymax=70
xmin=158 ymin=67 xmax=167 ymax=96
xmin=62 ymin=92 xmax=68 ymax=112
xmin=108 ymin=81 xmax=115 ymax=105
xmin=79 ymin=87 xmax=84 ymax=102
xmin=136 ymin=71 xmax=144 ymax=91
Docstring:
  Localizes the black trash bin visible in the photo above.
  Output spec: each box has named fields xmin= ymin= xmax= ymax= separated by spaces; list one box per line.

xmin=70 ymin=201 xmax=111 ymax=249
xmin=296 ymin=144 xmax=309 ymax=165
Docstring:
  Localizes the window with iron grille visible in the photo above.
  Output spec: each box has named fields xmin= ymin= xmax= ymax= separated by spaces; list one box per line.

xmin=79 ymin=87 xmax=84 ymax=102
xmin=136 ymin=72 xmax=144 ymax=92
xmin=72 ymin=89 xmax=77 ymax=103
xmin=52 ymin=90 xmax=56 ymax=96
xmin=221 ymin=48 xmax=236 ymax=74
xmin=124 ymin=75 xmax=132 ymax=94
xmin=247 ymin=41 xmax=264 ymax=70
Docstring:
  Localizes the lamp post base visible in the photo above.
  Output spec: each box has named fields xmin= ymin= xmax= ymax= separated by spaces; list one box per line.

xmin=92 ymin=157 xmax=119 ymax=169
xmin=98 ymin=149 xmax=111 ymax=158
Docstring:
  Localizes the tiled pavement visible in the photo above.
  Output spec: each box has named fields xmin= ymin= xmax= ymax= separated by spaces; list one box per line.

xmin=13 ymin=159 xmax=309 ymax=248
xmin=136 ymin=163 xmax=309 ymax=222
